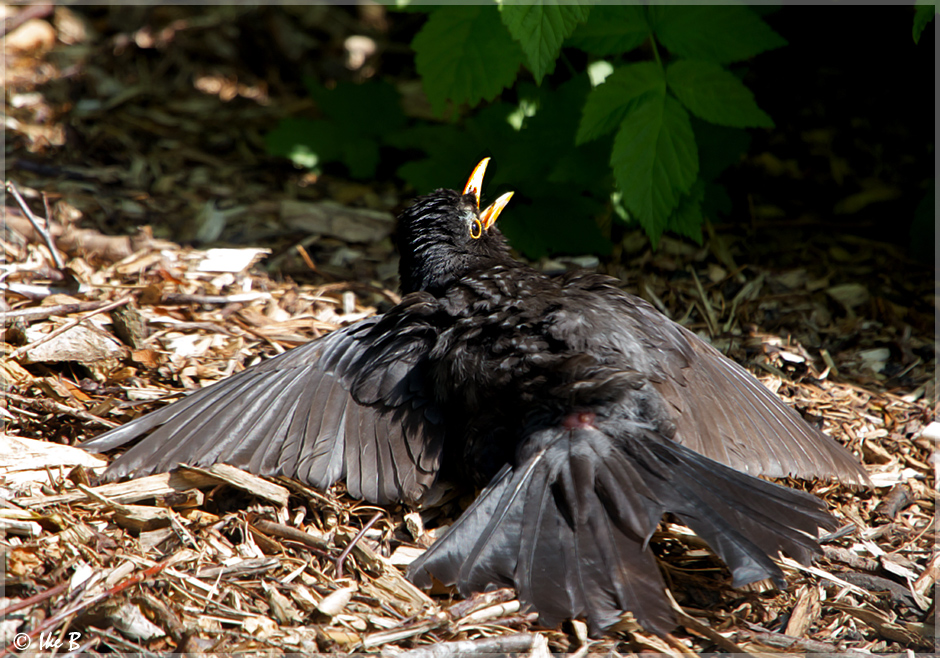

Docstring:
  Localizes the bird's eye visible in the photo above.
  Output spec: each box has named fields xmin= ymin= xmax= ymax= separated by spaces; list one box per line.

xmin=470 ymin=218 xmax=483 ymax=240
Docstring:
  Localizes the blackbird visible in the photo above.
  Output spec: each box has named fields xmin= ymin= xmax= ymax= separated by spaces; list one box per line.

xmin=82 ymin=159 xmax=868 ymax=636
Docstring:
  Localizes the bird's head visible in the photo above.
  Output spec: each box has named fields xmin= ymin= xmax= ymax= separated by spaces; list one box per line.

xmin=397 ymin=158 xmax=514 ymax=294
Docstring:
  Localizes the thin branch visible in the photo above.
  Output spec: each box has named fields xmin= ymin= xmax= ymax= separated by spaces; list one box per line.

xmin=0 ymin=581 xmax=69 ymax=617
xmin=1 ymin=300 xmax=119 ymax=325
xmin=335 ymin=511 xmax=382 ymax=579
xmin=5 ymin=180 xmax=65 ymax=269
xmin=0 ymin=560 xmax=170 ymax=658
xmin=9 ymin=294 xmax=132 ymax=360
xmin=4 ymin=391 xmax=119 ymax=429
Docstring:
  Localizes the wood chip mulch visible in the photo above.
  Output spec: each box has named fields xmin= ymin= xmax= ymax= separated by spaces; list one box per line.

xmin=2 ymin=5 xmax=935 ymax=657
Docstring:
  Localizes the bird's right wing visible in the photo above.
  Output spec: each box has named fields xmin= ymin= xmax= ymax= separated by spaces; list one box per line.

xmin=81 ymin=299 xmax=445 ymax=504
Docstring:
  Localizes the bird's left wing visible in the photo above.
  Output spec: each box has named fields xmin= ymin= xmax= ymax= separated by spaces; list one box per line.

xmin=81 ymin=297 xmax=445 ymax=504
xmin=556 ymin=273 xmax=868 ymax=485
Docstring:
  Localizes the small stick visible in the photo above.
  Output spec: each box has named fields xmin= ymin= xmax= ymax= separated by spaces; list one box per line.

xmin=161 ymin=292 xmax=269 ymax=306
xmin=393 ymin=632 xmax=537 ymax=658
xmin=0 ymin=560 xmax=170 ymax=658
xmin=250 ymin=518 xmax=331 ymax=552
xmin=9 ymin=294 xmax=132 ymax=360
xmin=334 ymin=511 xmax=382 ymax=579
xmin=5 ymin=181 xmax=64 ymax=269
xmin=1 ymin=300 xmax=119 ymax=324
xmin=689 ymin=266 xmax=719 ymax=337
xmin=0 ymin=580 xmax=69 ymax=617
xmin=4 ymin=391 xmax=119 ymax=428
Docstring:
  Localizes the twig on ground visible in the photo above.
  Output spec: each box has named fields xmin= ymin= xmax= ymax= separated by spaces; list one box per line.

xmin=249 ymin=518 xmax=331 ymax=553
xmin=395 ymin=632 xmax=540 ymax=658
xmin=0 ymin=560 xmax=170 ymax=658
xmin=1 ymin=300 xmax=121 ymax=324
xmin=8 ymin=294 xmax=132 ymax=360
xmin=3 ymin=391 xmax=119 ymax=429
xmin=743 ymin=630 xmax=874 ymax=658
xmin=335 ymin=511 xmax=382 ymax=579
xmin=0 ymin=581 xmax=69 ymax=617
xmin=5 ymin=181 xmax=64 ymax=269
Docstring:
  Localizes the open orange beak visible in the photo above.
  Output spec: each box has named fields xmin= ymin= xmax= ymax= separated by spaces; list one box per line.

xmin=463 ymin=158 xmax=514 ymax=232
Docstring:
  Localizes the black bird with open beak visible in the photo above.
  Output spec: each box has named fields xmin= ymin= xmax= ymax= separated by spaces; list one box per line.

xmin=83 ymin=159 xmax=867 ymax=636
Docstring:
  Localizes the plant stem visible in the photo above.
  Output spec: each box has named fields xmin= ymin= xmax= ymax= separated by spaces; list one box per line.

xmin=650 ymin=35 xmax=662 ymax=68
xmin=559 ymin=51 xmax=577 ymax=77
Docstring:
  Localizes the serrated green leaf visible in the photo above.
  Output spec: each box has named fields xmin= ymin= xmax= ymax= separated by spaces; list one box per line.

xmin=667 ymin=181 xmax=705 ymax=244
xmin=649 ymin=4 xmax=786 ymax=64
xmin=914 ymin=2 xmax=935 ymax=44
xmin=307 ymin=80 xmax=405 ymax=135
xmin=413 ymin=6 xmax=525 ymax=116
xmin=497 ymin=76 xmax=591 ymax=185
xmin=264 ymin=118 xmax=342 ymax=171
xmin=567 ymin=4 xmax=649 ymax=56
xmin=547 ymin=139 xmax=611 ymax=188
xmin=391 ymin=104 xmax=518 ymax=195
xmin=691 ymin=117 xmax=751 ymax=182
xmin=264 ymin=116 xmax=384 ymax=179
xmin=667 ymin=60 xmax=773 ymax=128
xmin=576 ymin=62 xmax=665 ymax=144
xmin=391 ymin=125 xmax=482 ymax=195
xmin=499 ymin=1 xmax=590 ymax=83
xmin=342 ymin=139 xmax=380 ymax=179
xmin=498 ymin=191 xmax=609 ymax=259
xmin=611 ymin=94 xmax=698 ymax=245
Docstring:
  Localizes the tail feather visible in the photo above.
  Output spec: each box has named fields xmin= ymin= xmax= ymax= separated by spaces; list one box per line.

xmin=409 ymin=423 xmax=836 ymax=636
xmin=635 ymin=436 xmax=835 ymax=585
xmin=409 ymin=428 xmax=675 ymax=636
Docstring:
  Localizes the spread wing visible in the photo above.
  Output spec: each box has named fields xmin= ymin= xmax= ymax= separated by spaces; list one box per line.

xmin=557 ymin=273 xmax=869 ymax=485
xmin=81 ymin=299 xmax=445 ymax=504
xmin=410 ymin=419 xmax=836 ymax=636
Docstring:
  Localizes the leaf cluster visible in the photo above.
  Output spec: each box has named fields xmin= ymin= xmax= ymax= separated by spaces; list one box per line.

xmin=266 ymin=2 xmax=789 ymax=257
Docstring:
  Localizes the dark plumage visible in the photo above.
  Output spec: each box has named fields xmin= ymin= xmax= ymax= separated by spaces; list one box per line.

xmin=82 ymin=159 xmax=867 ymax=636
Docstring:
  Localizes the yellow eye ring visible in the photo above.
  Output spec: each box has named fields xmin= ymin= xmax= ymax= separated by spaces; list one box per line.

xmin=470 ymin=218 xmax=483 ymax=239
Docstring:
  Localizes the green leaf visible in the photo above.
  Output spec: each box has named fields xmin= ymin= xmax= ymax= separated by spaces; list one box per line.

xmin=496 ymin=76 xmax=592 ymax=186
xmin=547 ymin=139 xmax=611 ymax=188
xmin=341 ymin=140 xmax=381 ymax=180
xmin=567 ymin=4 xmax=649 ymax=56
xmin=391 ymin=125 xmax=482 ymax=195
xmin=611 ymin=94 xmax=698 ymax=246
xmin=413 ymin=6 xmax=525 ymax=116
xmin=576 ymin=62 xmax=665 ymax=144
xmin=498 ymin=190 xmax=610 ymax=259
xmin=649 ymin=4 xmax=786 ymax=64
xmin=266 ymin=80 xmax=407 ymax=178
xmin=390 ymin=104 xmax=518 ymax=195
xmin=666 ymin=60 xmax=773 ymax=128
xmin=914 ymin=2 xmax=935 ymax=44
xmin=264 ymin=117 xmax=384 ymax=179
xmin=264 ymin=118 xmax=341 ymax=171
xmin=667 ymin=181 xmax=705 ymax=244
xmin=499 ymin=1 xmax=590 ymax=83
xmin=691 ymin=116 xmax=751 ymax=182
xmin=306 ymin=80 xmax=405 ymax=135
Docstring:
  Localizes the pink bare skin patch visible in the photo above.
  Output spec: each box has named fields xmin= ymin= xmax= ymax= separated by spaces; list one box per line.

xmin=562 ymin=411 xmax=597 ymax=430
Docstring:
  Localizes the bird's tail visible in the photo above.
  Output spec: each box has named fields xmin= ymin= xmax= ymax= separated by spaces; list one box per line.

xmin=408 ymin=425 xmax=837 ymax=636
